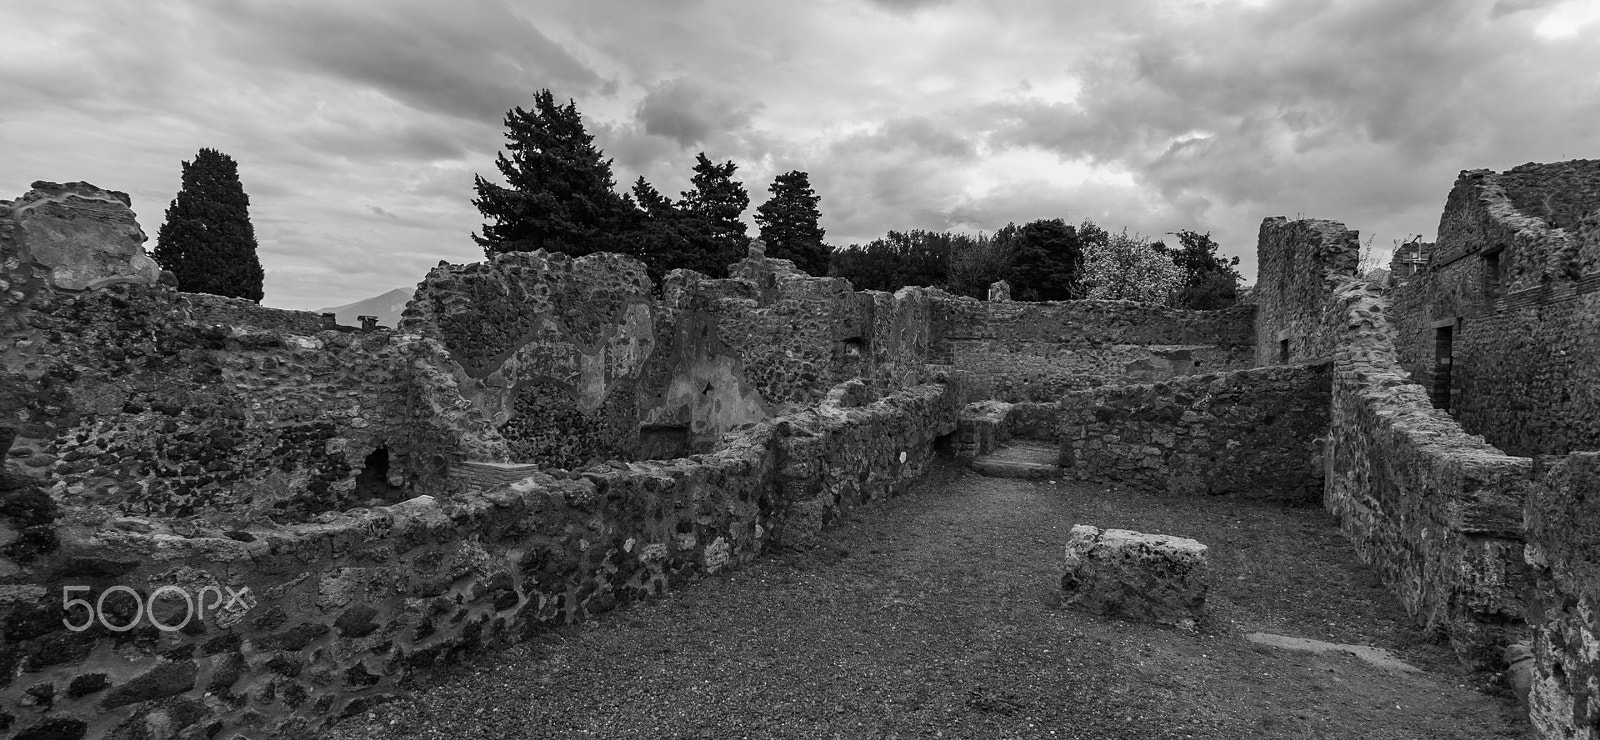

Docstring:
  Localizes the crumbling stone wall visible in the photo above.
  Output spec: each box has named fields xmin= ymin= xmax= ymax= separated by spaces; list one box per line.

xmin=2 ymin=283 xmax=479 ymax=524
xmin=1391 ymin=162 xmax=1600 ymax=456
xmin=929 ymin=295 xmax=1255 ymax=402
xmin=399 ymin=250 xmax=936 ymax=466
xmin=1 ymin=185 xmax=471 ymax=526
xmin=1253 ymin=217 xmax=1360 ymax=366
xmin=1056 ymin=363 xmax=1330 ymax=502
xmin=1523 ymin=451 xmax=1600 ymax=740
xmin=401 ymin=251 xmax=665 ymax=468
xmin=679 ymin=253 xmax=933 ymax=413
xmin=0 ymin=381 xmax=961 ymax=739
xmin=1322 ymin=275 xmax=1529 ymax=669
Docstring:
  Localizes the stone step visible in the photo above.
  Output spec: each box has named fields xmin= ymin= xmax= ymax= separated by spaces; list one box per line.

xmin=970 ymin=441 xmax=1061 ymax=479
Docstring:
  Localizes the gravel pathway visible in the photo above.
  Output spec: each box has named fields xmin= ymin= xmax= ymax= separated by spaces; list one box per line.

xmin=328 ymin=461 xmax=1528 ymax=740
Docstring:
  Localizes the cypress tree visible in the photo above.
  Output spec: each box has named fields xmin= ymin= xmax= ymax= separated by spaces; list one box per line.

xmin=753 ymin=170 xmax=830 ymax=275
xmin=152 ymin=148 xmax=265 ymax=301
xmin=472 ymin=89 xmax=631 ymax=258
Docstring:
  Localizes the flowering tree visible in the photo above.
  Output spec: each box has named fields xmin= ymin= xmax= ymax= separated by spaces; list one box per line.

xmin=1081 ymin=228 xmax=1182 ymax=303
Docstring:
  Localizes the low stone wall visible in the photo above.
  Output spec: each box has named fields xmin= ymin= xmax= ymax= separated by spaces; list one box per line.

xmin=1523 ymin=450 xmax=1600 ymax=739
xmin=0 ymin=382 xmax=961 ymax=739
xmin=930 ymin=296 xmax=1255 ymax=402
xmin=1009 ymin=402 xmax=1058 ymax=440
xmin=953 ymin=401 xmax=1013 ymax=460
xmin=1056 ymin=364 xmax=1330 ymax=502
xmin=1322 ymin=277 xmax=1529 ymax=669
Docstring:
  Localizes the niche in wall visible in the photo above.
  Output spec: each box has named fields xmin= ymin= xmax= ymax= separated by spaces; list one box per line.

xmin=637 ymin=424 xmax=692 ymax=461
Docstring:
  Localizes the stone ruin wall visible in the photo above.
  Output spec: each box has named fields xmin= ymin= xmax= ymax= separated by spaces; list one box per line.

xmin=1057 ymin=363 xmax=1330 ymax=504
xmin=0 ymin=381 xmax=962 ymax=738
xmin=1252 ymin=216 xmax=1360 ymax=366
xmin=1252 ymin=214 xmax=1531 ymax=669
xmin=31 ymin=168 xmax=1600 ymax=737
xmin=395 ymin=247 xmax=941 ymax=470
xmin=929 ymin=296 xmax=1256 ymax=403
xmin=1320 ymin=275 xmax=1531 ymax=669
xmin=1391 ymin=162 xmax=1600 ymax=458
xmin=0 ymin=183 xmax=474 ymax=528
xmin=1523 ymin=451 xmax=1600 ymax=740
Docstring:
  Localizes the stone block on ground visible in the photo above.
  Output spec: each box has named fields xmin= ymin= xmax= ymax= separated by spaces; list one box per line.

xmin=1061 ymin=524 xmax=1209 ymax=626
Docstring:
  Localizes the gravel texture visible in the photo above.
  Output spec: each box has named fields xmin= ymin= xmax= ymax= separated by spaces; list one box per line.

xmin=327 ymin=461 xmax=1529 ymax=739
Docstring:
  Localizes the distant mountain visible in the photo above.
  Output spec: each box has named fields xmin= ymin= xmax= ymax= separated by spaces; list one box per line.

xmin=315 ymin=287 xmax=414 ymax=329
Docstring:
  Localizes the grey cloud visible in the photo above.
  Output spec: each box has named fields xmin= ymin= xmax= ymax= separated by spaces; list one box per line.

xmin=1490 ymin=0 xmax=1563 ymax=17
xmin=828 ymin=116 xmax=980 ymax=162
xmin=636 ymin=79 xmax=762 ymax=149
xmin=302 ymin=122 xmax=472 ymax=164
xmin=219 ymin=0 xmax=601 ymax=123
xmin=862 ymin=0 xmax=952 ymax=11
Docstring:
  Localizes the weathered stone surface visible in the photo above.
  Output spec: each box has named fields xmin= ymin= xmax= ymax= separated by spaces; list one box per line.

xmin=1252 ymin=216 xmax=1359 ymax=366
xmin=1248 ymin=214 xmax=1534 ymax=672
xmin=1524 ymin=451 xmax=1600 ymax=739
xmin=970 ymin=442 xmax=1059 ymax=479
xmin=5 ymin=181 xmax=159 ymax=292
xmin=1244 ymin=632 xmax=1420 ymax=673
xmin=1060 ymin=525 xmax=1208 ymax=626
xmin=1391 ymin=161 xmax=1600 ymax=457
xmin=954 ymin=400 xmax=1013 ymax=460
xmin=929 ymin=296 xmax=1256 ymax=402
xmin=0 ymin=378 xmax=964 ymax=738
xmin=1058 ymin=362 xmax=1330 ymax=502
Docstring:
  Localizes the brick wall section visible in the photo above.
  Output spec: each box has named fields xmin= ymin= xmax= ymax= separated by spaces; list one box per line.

xmin=1056 ymin=363 xmax=1330 ymax=503
xmin=0 ymin=382 xmax=962 ymax=739
xmin=1322 ymin=277 xmax=1530 ymax=669
xmin=1392 ymin=163 xmax=1600 ymax=456
xmin=1253 ymin=217 xmax=1360 ymax=366
xmin=1523 ymin=451 xmax=1600 ymax=740
xmin=929 ymin=294 xmax=1255 ymax=402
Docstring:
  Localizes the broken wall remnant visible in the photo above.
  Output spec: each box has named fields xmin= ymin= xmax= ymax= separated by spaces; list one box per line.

xmin=1061 ymin=524 xmax=1209 ymax=626
xmin=0 ymin=185 xmax=473 ymax=524
xmin=1321 ymin=273 xmax=1529 ymax=669
xmin=1056 ymin=362 xmax=1331 ymax=503
xmin=1391 ymin=161 xmax=1600 ymax=457
xmin=0 ymin=181 xmax=161 ymax=297
xmin=930 ymin=296 xmax=1256 ymax=402
xmin=1253 ymin=216 xmax=1360 ymax=366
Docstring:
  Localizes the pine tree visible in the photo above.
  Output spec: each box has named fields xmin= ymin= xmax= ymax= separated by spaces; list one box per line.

xmin=753 ymin=170 xmax=830 ymax=275
xmin=152 ymin=148 xmax=265 ymax=301
xmin=1007 ymin=218 xmax=1084 ymax=301
xmin=623 ymin=176 xmax=695 ymax=283
xmin=472 ymin=90 xmax=630 ymax=258
xmin=674 ymin=153 xmax=750 ymax=277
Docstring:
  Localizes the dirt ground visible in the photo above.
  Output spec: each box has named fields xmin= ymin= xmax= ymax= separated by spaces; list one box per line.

xmin=328 ymin=460 xmax=1530 ymax=740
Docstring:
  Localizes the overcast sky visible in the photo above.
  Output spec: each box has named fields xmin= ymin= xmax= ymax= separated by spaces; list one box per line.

xmin=4 ymin=0 xmax=1598 ymax=311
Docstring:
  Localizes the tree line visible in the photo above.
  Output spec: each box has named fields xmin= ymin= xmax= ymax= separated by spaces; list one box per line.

xmin=833 ymin=220 xmax=1241 ymax=308
xmin=148 ymin=89 xmax=1241 ymax=310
